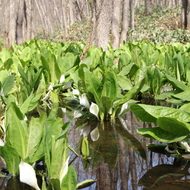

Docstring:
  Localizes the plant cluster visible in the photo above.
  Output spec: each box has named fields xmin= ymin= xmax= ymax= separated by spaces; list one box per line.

xmin=0 ymin=39 xmax=190 ymax=188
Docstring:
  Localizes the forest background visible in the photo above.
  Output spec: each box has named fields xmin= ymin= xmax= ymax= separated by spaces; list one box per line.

xmin=0 ymin=0 xmax=190 ymax=51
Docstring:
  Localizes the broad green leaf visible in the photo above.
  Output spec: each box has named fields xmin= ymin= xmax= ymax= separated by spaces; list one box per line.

xmin=156 ymin=90 xmax=179 ymax=100
xmin=2 ymin=75 xmax=15 ymax=96
xmin=157 ymin=117 xmax=190 ymax=135
xmin=4 ymin=58 xmax=13 ymax=70
xmin=165 ymin=73 xmax=188 ymax=91
xmin=137 ymin=127 xmax=187 ymax=143
xmin=179 ymin=103 xmax=190 ymax=113
xmin=49 ymin=178 xmax=61 ymax=190
xmin=26 ymin=114 xmax=45 ymax=162
xmin=20 ymin=93 xmax=42 ymax=114
xmin=83 ymin=67 xmax=101 ymax=104
xmin=116 ymin=78 xmax=145 ymax=106
xmin=130 ymin=104 xmax=190 ymax=123
xmin=20 ymin=46 xmax=32 ymax=63
xmin=61 ymin=165 xmax=77 ymax=190
xmin=0 ymin=145 xmax=20 ymax=176
xmin=50 ymin=135 xmax=67 ymax=179
xmin=6 ymin=103 xmax=27 ymax=158
xmin=117 ymin=75 xmax=132 ymax=91
xmin=44 ymin=110 xmax=68 ymax=176
xmin=101 ymin=71 xmax=118 ymax=101
xmin=172 ymin=90 xmax=190 ymax=101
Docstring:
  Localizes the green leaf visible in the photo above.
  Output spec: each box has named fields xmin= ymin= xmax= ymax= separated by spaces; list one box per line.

xmin=116 ymin=77 xmax=145 ymax=106
xmin=101 ymin=71 xmax=118 ymax=101
xmin=61 ymin=165 xmax=77 ymax=190
xmin=76 ymin=179 xmax=96 ymax=189
xmin=179 ymin=103 xmax=190 ymax=113
xmin=20 ymin=93 xmax=42 ymax=114
xmin=165 ymin=73 xmax=188 ymax=91
xmin=26 ymin=114 xmax=45 ymax=162
xmin=81 ymin=137 xmax=89 ymax=158
xmin=172 ymin=90 xmax=190 ymax=101
xmin=6 ymin=103 xmax=27 ymax=158
xmin=157 ymin=117 xmax=190 ymax=135
xmin=1 ymin=75 xmax=15 ymax=96
xmin=130 ymin=104 xmax=190 ymax=123
xmin=0 ymin=145 xmax=20 ymax=176
xmin=137 ymin=127 xmax=187 ymax=143
xmin=117 ymin=75 xmax=132 ymax=91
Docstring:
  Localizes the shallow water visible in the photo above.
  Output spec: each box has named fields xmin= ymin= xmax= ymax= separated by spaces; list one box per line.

xmin=67 ymin=112 xmax=189 ymax=190
xmin=1 ymin=112 xmax=190 ymax=190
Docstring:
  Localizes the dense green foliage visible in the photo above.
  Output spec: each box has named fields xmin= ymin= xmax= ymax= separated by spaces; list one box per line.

xmin=0 ymin=38 xmax=190 ymax=188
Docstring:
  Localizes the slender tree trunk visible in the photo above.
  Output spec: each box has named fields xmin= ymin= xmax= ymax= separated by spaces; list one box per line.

xmin=120 ymin=0 xmax=129 ymax=44
xmin=129 ymin=0 xmax=135 ymax=30
xmin=16 ymin=0 xmax=25 ymax=45
xmin=182 ymin=0 xmax=188 ymax=29
xmin=111 ymin=0 xmax=122 ymax=49
xmin=187 ymin=0 xmax=190 ymax=30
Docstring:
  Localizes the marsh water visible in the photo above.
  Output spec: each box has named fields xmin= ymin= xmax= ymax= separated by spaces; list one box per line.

xmin=1 ymin=112 xmax=190 ymax=190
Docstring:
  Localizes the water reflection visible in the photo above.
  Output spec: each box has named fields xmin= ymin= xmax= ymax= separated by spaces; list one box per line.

xmin=1 ymin=112 xmax=190 ymax=189
xmin=67 ymin=112 xmax=189 ymax=190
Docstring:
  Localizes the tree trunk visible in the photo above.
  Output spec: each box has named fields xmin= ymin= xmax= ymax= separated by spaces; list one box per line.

xmin=187 ymin=0 xmax=190 ymax=30
xmin=129 ymin=0 xmax=135 ymax=30
xmin=181 ymin=0 xmax=189 ymax=29
xmin=16 ymin=0 xmax=25 ymax=44
xmin=92 ymin=0 xmax=113 ymax=51
xmin=111 ymin=0 xmax=122 ymax=49
xmin=145 ymin=0 xmax=152 ymax=14
xmin=2 ymin=0 xmax=17 ymax=48
xmin=120 ymin=0 xmax=129 ymax=44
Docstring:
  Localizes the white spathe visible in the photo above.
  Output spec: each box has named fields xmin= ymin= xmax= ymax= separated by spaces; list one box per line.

xmin=73 ymin=110 xmax=82 ymax=119
xmin=19 ymin=160 xmax=40 ymax=190
xmin=0 ymin=139 xmax=5 ymax=146
xmin=90 ymin=127 xmax=100 ymax=141
xmin=119 ymin=102 xmax=129 ymax=116
xmin=60 ymin=156 xmax=70 ymax=184
xmin=79 ymin=94 xmax=90 ymax=108
xmin=59 ymin=74 xmax=65 ymax=83
xmin=89 ymin=102 xmax=99 ymax=119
